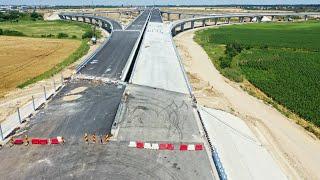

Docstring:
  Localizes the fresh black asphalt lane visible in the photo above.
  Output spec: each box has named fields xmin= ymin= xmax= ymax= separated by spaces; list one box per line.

xmin=78 ymin=9 xmax=151 ymax=79
xmin=79 ymin=31 xmax=140 ymax=79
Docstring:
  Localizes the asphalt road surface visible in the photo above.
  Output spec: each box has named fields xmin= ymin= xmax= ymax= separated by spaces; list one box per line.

xmin=78 ymin=9 xmax=151 ymax=79
xmin=126 ymin=9 xmax=151 ymax=30
xmin=0 ymin=142 xmax=213 ymax=179
xmin=79 ymin=31 xmax=140 ymax=79
xmin=150 ymin=9 xmax=163 ymax=23
xmin=19 ymin=80 xmax=124 ymax=143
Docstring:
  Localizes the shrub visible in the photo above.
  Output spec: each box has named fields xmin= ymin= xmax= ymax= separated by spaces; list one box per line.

xmin=82 ymin=31 xmax=93 ymax=39
xmin=221 ymin=68 xmax=243 ymax=82
xmin=72 ymin=35 xmax=77 ymax=39
xmin=57 ymin=32 xmax=68 ymax=38
xmin=3 ymin=29 xmax=25 ymax=36
xmin=219 ymin=56 xmax=232 ymax=69
xmin=0 ymin=28 xmax=3 ymax=35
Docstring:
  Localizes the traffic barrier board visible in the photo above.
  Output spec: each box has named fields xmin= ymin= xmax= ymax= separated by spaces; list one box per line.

xmin=180 ymin=144 xmax=188 ymax=151
xmin=13 ymin=139 xmax=24 ymax=145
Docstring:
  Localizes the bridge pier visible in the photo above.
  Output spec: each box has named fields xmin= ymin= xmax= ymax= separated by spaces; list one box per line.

xmin=167 ymin=13 xmax=171 ymax=21
xmin=82 ymin=17 xmax=85 ymax=22
xmin=106 ymin=23 xmax=112 ymax=33
xmin=89 ymin=18 xmax=93 ymax=24
xmin=180 ymin=23 xmax=184 ymax=31
xmin=76 ymin=17 xmax=79 ymax=21
xmin=257 ymin=16 xmax=262 ymax=23
xmin=172 ymin=28 xmax=176 ymax=36
xmin=227 ymin=17 xmax=231 ymax=24
xmin=304 ymin=15 xmax=308 ymax=21
xmin=214 ymin=18 xmax=218 ymax=25
xmin=191 ymin=21 xmax=195 ymax=29
xmin=271 ymin=15 xmax=275 ymax=21
xmin=286 ymin=16 xmax=291 ymax=21
xmin=202 ymin=19 xmax=206 ymax=27
xmin=238 ymin=17 xmax=244 ymax=23
xmin=178 ymin=14 xmax=181 ymax=19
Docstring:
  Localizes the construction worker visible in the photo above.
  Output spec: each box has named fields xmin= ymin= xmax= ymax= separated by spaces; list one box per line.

xmin=9 ymin=137 xmax=14 ymax=147
xmin=92 ymin=134 xmax=96 ymax=144
xmin=24 ymin=135 xmax=29 ymax=146
xmin=105 ymin=134 xmax=109 ymax=143
xmin=84 ymin=133 xmax=89 ymax=143
xmin=61 ymin=136 xmax=65 ymax=144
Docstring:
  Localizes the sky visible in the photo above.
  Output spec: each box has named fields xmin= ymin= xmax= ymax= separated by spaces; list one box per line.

xmin=1 ymin=0 xmax=319 ymax=6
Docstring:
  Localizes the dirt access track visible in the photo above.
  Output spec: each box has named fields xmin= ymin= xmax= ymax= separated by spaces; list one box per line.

xmin=0 ymin=36 xmax=80 ymax=98
xmin=174 ymin=28 xmax=320 ymax=179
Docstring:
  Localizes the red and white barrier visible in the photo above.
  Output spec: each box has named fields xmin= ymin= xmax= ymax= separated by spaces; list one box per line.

xmin=128 ymin=141 xmax=203 ymax=151
xmin=28 ymin=136 xmax=63 ymax=145
xmin=13 ymin=139 xmax=24 ymax=145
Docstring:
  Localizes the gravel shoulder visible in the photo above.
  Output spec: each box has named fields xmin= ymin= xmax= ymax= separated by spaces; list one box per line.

xmin=174 ymin=28 xmax=320 ymax=180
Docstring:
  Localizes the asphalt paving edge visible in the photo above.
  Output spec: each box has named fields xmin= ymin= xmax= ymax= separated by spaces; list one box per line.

xmin=123 ymin=10 xmax=152 ymax=82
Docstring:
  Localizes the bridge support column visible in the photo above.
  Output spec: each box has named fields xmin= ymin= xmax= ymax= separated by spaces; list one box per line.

xmin=167 ymin=13 xmax=171 ymax=21
xmin=172 ymin=28 xmax=176 ymax=36
xmin=257 ymin=16 xmax=262 ymax=23
xmin=180 ymin=23 xmax=184 ymax=32
xmin=178 ymin=14 xmax=181 ymax=19
xmin=271 ymin=16 xmax=275 ymax=21
xmin=106 ymin=23 xmax=111 ymax=33
xmin=202 ymin=19 xmax=206 ymax=27
xmin=286 ymin=16 xmax=290 ymax=21
xmin=89 ymin=18 xmax=93 ymax=24
xmin=249 ymin=17 xmax=253 ymax=22
xmin=304 ymin=15 xmax=308 ymax=21
xmin=76 ymin=17 xmax=79 ymax=21
xmin=227 ymin=17 xmax=231 ymax=24
xmin=191 ymin=21 xmax=195 ymax=29
xmin=82 ymin=17 xmax=85 ymax=22
xmin=239 ymin=17 xmax=245 ymax=23
xmin=214 ymin=18 xmax=218 ymax=25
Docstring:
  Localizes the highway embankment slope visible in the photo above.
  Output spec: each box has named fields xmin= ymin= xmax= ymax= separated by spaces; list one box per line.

xmin=174 ymin=28 xmax=320 ymax=179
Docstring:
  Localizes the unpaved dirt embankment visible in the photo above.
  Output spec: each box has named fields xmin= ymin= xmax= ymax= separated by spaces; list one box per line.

xmin=174 ymin=28 xmax=320 ymax=179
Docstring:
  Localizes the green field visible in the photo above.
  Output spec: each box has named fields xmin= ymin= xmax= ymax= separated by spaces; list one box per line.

xmin=0 ymin=20 xmax=92 ymax=39
xmin=195 ymin=21 xmax=320 ymax=127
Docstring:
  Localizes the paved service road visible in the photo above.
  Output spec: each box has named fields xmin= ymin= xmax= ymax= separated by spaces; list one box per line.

xmin=79 ymin=31 xmax=140 ymax=79
xmin=20 ymin=80 xmax=124 ymax=143
xmin=126 ymin=9 xmax=151 ymax=30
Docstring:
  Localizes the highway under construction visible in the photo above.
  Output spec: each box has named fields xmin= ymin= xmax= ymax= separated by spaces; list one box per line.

xmin=0 ymin=9 xmax=215 ymax=179
xmin=2 ymin=6 xmax=316 ymax=179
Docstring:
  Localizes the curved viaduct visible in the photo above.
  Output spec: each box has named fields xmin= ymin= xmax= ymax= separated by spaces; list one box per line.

xmin=161 ymin=11 xmax=320 ymax=36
